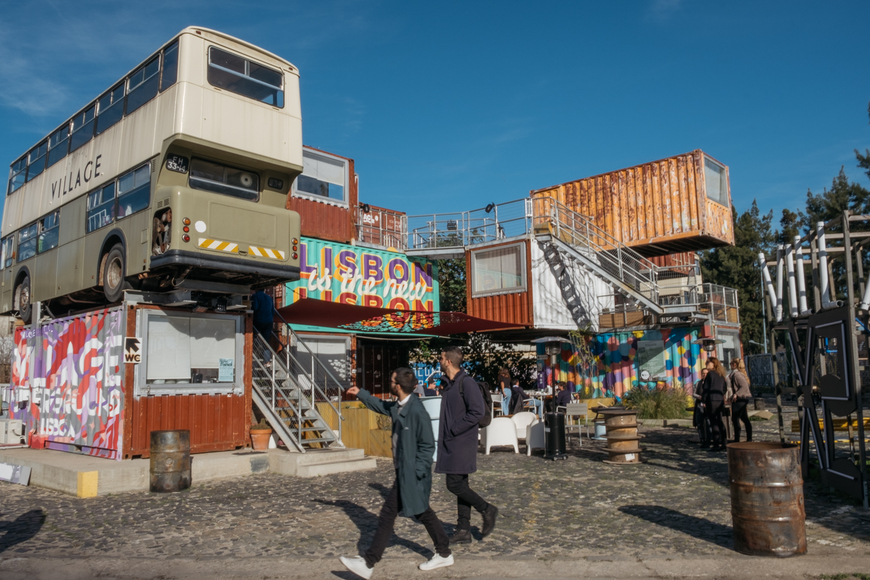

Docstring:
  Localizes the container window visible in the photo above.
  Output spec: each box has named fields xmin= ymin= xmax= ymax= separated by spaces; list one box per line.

xmin=117 ymin=164 xmax=151 ymax=219
xmin=38 ymin=211 xmax=60 ymax=254
xmin=207 ymin=46 xmax=283 ymax=107
xmin=126 ymin=56 xmax=160 ymax=115
xmin=70 ymin=105 xmax=96 ymax=152
xmin=1 ymin=236 xmax=14 ymax=268
xmin=47 ymin=125 xmax=70 ymax=168
xmin=8 ymin=156 xmax=27 ymax=195
xmin=96 ymin=83 xmax=125 ymax=135
xmin=25 ymin=141 xmax=48 ymax=182
xmin=160 ymin=41 xmax=179 ymax=91
xmin=293 ymin=149 xmax=347 ymax=204
xmin=87 ymin=182 xmax=116 ymax=233
xmin=17 ymin=223 xmax=38 ymax=262
xmin=189 ymin=158 xmax=259 ymax=201
xmin=704 ymin=158 xmax=729 ymax=206
xmin=471 ymin=243 xmax=526 ymax=297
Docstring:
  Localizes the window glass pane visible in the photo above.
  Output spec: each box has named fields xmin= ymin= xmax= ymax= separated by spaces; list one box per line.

xmin=207 ymin=46 xmax=283 ymax=107
xmin=472 ymin=245 xmax=524 ymax=295
xmin=146 ymin=314 xmax=238 ymax=384
xmin=47 ymin=125 xmax=70 ymax=168
xmin=86 ymin=184 xmax=115 ymax=232
xmin=704 ymin=158 xmax=728 ymax=206
xmin=189 ymin=158 xmax=259 ymax=201
xmin=126 ymin=56 xmax=160 ymax=114
xmin=2 ymin=237 xmax=13 ymax=268
xmin=8 ymin=157 xmax=27 ymax=194
xmin=38 ymin=211 xmax=60 ymax=253
xmin=96 ymin=83 xmax=125 ymax=134
xmin=26 ymin=142 xmax=47 ymax=182
xmin=117 ymin=165 xmax=151 ymax=219
xmin=17 ymin=223 xmax=38 ymax=262
xmin=70 ymin=105 xmax=96 ymax=152
xmin=160 ymin=41 xmax=179 ymax=90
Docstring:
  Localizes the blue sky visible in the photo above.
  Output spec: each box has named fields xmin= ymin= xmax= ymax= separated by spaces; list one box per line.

xmin=1 ymin=0 xmax=868 ymax=228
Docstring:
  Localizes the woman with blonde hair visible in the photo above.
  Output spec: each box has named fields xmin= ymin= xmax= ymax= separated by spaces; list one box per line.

xmin=702 ymin=357 xmax=728 ymax=451
xmin=729 ymin=358 xmax=752 ymax=443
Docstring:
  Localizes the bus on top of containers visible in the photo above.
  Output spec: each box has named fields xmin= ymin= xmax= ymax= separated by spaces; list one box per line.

xmin=2 ymin=27 xmax=302 ymax=322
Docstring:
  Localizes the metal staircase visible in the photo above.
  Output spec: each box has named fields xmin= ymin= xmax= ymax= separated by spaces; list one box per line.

xmin=251 ymin=321 xmax=345 ymax=453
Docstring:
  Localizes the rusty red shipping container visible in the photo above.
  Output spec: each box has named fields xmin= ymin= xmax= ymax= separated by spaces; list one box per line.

xmin=465 ymin=239 xmax=534 ymax=327
xmin=530 ymin=150 xmax=734 ymax=257
xmin=287 ymin=147 xmax=358 ymax=245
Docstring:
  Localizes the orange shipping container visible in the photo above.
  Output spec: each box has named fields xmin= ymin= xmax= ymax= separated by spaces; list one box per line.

xmin=530 ymin=150 xmax=734 ymax=257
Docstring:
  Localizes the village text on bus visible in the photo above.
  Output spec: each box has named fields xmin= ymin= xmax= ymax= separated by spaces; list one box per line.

xmin=2 ymin=27 xmax=302 ymax=322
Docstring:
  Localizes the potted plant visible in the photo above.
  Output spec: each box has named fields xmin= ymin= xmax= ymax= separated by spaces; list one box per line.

xmin=250 ymin=418 xmax=272 ymax=451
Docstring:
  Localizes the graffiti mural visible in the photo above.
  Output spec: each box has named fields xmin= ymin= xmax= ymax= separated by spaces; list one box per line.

xmin=7 ymin=307 xmax=125 ymax=459
xmin=537 ymin=328 xmax=707 ymax=401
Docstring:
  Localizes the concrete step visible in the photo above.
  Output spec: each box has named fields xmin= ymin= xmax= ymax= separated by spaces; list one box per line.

xmin=295 ymin=456 xmax=378 ymax=478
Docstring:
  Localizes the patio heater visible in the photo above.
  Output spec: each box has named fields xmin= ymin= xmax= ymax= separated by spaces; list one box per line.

xmin=543 ymin=340 xmax=568 ymax=461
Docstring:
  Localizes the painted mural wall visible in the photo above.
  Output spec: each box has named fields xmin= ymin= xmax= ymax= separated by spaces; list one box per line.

xmin=8 ymin=307 xmax=125 ymax=459
xmin=285 ymin=237 xmax=439 ymax=312
xmin=537 ymin=327 xmax=706 ymax=401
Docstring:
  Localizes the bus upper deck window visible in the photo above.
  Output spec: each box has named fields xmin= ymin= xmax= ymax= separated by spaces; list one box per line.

xmin=8 ymin=157 xmax=27 ymax=195
xmin=126 ymin=56 xmax=160 ymax=115
xmin=25 ymin=142 xmax=47 ymax=182
xmin=47 ymin=125 xmax=70 ymax=168
xmin=70 ymin=105 xmax=96 ymax=152
xmin=189 ymin=158 xmax=259 ymax=202
xmin=207 ymin=47 xmax=283 ymax=108
xmin=96 ymin=83 xmax=125 ymax=135
xmin=160 ymin=41 xmax=179 ymax=91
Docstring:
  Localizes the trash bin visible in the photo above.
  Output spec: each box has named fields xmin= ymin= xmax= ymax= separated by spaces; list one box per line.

xmin=543 ymin=412 xmax=567 ymax=460
xmin=727 ymin=442 xmax=806 ymax=557
xmin=150 ymin=430 xmax=191 ymax=493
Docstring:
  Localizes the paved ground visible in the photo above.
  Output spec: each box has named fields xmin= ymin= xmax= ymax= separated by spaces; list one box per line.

xmin=1 ymin=410 xmax=869 ymax=579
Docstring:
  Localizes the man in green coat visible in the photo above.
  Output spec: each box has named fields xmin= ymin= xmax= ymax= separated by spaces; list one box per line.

xmin=340 ymin=367 xmax=453 ymax=579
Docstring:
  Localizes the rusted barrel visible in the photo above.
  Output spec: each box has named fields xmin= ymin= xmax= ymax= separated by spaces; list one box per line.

xmin=150 ymin=430 xmax=191 ymax=493
xmin=599 ymin=408 xmax=642 ymax=464
xmin=727 ymin=442 xmax=806 ymax=557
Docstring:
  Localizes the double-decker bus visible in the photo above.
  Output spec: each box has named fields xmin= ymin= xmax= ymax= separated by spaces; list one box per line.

xmin=2 ymin=27 xmax=302 ymax=322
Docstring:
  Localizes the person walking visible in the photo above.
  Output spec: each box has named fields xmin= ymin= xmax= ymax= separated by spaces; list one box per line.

xmin=340 ymin=368 xmax=453 ymax=578
xmin=702 ymin=357 xmax=729 ymax=452
xmin=436 ymin=346 xmax=498 ymax=544
xmin=728 ymin=359 xmax=753 ymax=443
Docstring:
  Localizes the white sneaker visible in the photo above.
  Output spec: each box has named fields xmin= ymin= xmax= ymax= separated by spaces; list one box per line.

xmin=340 ymin=556 xmax=373 ymax=579
xmin=419 ymin=553 xmax=454 ymax=571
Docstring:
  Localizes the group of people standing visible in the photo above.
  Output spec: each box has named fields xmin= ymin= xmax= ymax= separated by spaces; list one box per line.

xmin=693 ymin=356 xmax=753 ymax=451
xmin=340 ymin=346 xmax=497 ymax=579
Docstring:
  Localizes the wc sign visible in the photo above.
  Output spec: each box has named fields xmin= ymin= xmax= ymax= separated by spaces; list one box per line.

xmin=124 ymin=337 xmax=142 ymax=364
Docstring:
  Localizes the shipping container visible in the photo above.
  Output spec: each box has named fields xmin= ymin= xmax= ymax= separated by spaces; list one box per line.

xmin=356 ymin=204 xmax=407 ymax=251
xmin=466 ymin=239 xmax=534 ymax=327
xmin=6 ymin=303 xmax=252 ymax=459
xmin=288 ymin=146 xmax=358 ymax=244
xmin=530 ymin=150 xmax=734 ymax=257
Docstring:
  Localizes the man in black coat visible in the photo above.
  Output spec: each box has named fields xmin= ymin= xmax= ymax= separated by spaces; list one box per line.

xmin=435 ymin=346 xmax=498 ymax=544
xmin=340 ymin=367 xmax=453 ymax=578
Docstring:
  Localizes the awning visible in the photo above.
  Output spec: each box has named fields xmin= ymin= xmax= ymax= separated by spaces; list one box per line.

xmin=276 ymin=298 xmax=524 ymax=336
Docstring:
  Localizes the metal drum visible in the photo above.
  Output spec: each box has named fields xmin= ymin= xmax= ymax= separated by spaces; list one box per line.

xmin=150 ymin=430 xmax=191 ymax=493
xmin=420 ymin=397 xmax=442 ymax=462
xmin=727 ymin=442 xmax=806 ymax=557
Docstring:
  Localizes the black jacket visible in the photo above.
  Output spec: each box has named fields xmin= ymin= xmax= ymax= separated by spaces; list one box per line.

xmin=434 ymin=370 xmax=485 ymax=475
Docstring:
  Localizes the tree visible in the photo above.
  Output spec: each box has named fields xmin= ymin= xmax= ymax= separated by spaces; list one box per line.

xmin=855 ymin=101 xmax=870 ymax=182
xmin=775 ymin=208 xmax=803 ymax=246
xmin=436 ymin=258 xmax=466 ymax=313
xmin=801 ymin=167 xmax=870 ymax=227
xmin=701 ymin=201 xmax=774 ymax=355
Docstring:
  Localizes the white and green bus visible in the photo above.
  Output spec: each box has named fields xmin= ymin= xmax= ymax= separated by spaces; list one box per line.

xmin=2 ymin=27 xmax=302 ymax=322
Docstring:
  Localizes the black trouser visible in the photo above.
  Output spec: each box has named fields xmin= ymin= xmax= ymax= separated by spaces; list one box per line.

xmin=731 ymin=398 xmax=752 ymax=442
xmin=364 ymin=475 xmax=450 ymax=568
xmin=705 ymin=397 xmax=726 ymax=447
xmin=445 ymin=473 xmax=489 ymax=531
xmin=694 ymin=405 xmax=711 ymax=445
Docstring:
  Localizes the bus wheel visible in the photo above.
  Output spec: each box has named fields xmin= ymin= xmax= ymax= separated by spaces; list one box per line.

xmin=15 ymin=275 xmax=32 ymax=324
xmin=102 ymin=244 xmax=127 ymax=303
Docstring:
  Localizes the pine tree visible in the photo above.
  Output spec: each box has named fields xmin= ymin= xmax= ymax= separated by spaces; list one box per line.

xmin=855 ymin=101 xmax=870 ymax=182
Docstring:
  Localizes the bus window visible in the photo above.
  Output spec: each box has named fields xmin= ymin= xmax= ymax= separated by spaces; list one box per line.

xmin=207 ymin=47 xmax=283 ymax=108
xmin=47 ymin=125 xmax=70 ymax=168
xmin=1 ymin=236 xmax=13 ymax=268
xmin=87 ymin=182 xmax=115 ymax=233
xmin=160 ymin=41 xmax=179 ymax=91
xmin=70 ymin=105 xmax=96 ymax=152
xmin=117 ymin=164 xmax=150 ymax=219
xmin=38 ymin=211 xmax=60 ymax=254
xmin=17 ymin=223 xmax=38 ymax=262
xmin=189 ymin=158 xmax=259 ymax=202
xmin=25 ymin=142 xmax=48 ymax=182
xmin=126 ymin=56 xmax=160 ymax=115
xmin=8 ymin=157 xmax=27 ymax=195
xmin=96 ymin=83 xmax=125 ymax=135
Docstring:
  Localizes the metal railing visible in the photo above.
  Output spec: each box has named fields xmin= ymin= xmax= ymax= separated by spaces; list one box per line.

xmin=356 ymin=207 xmax=408 ymax=251
xmin=656 ymin=283 xmax=739 ymax=323
xmin=407 ymin=198 xmax=532 ymax=250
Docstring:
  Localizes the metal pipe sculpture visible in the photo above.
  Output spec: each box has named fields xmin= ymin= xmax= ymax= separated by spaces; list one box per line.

xmin=786 ymin=244 xmax=799 ymax=318
xmin=759 ymin=253 xmax=780 ymax=322
xmin=775 ymin=245 xmax=785 ymax=321
xmin=794 ymin=235 xmax=810 ymax=315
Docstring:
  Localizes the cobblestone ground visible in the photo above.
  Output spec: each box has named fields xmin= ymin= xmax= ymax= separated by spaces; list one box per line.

xmin=1 ymin=411 xmax=869 ymax=565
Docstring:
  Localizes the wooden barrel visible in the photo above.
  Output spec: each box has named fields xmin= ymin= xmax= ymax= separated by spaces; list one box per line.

xmin=150 ymin=430 xmax=191 ymax=493
xmin=727 ymin=442 xmax=806 ymax=557
xmin=599 ymin=408 xmax=642 ymax=464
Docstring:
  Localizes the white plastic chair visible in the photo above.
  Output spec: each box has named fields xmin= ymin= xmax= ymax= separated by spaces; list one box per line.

xmin=491 ymin=392 xmax=504 ymax=417
xmin=526 ymin=418 xmax=546 ymax=456
xmin=510 ymin=411 xmax=537 ymax=443
xmin=559 ymin=402 xmax=589 ymax=446
xmin=482 ymin=417 xmax=519 ymax=454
